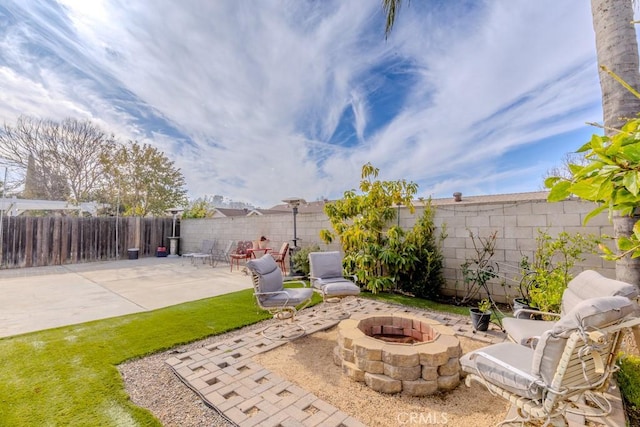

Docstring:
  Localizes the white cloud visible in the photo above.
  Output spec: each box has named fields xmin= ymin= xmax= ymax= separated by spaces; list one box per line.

xmin=0 ymin=0 xmax=604 ymax=207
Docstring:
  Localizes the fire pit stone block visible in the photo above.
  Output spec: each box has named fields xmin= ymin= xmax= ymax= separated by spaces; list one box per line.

xmin=383 ymin=364 xmax=421 ymax=381
xmin=364 ymin=372 xmax=402 ymax=394
xmin=403 ymin=379 xmax=438 ymax=396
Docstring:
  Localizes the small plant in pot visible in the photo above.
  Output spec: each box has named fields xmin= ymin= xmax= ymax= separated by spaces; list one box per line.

xmin=470 ymin=298 xmax=492 ymax=332
xmin=258 ymin=236 xmax=270 ymax=249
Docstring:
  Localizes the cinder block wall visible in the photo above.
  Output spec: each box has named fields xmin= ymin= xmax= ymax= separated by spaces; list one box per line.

xmin=181 ymin=212 xmax=340 ymax=255
xmin=181 ymin=194 xmax=615 ymax=303
xmin=426 ymin=197 xmax=613 ymax=302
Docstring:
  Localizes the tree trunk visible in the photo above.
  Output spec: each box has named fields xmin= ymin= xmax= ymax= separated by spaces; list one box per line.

xmin=592 ymin=0 xmax=640 ymax=285
xmin=592 ymin=0 xmax=640 ymax=135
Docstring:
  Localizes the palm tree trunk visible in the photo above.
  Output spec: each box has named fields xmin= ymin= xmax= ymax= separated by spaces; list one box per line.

xmin=592 ymin=0 xmax=640 ymax=285
xmin=592 ymin=0 xmax=640 ymax=134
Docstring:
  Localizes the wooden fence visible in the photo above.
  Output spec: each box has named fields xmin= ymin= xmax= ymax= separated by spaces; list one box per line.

xmin=0 ymin=216 xmax=176 ymax=269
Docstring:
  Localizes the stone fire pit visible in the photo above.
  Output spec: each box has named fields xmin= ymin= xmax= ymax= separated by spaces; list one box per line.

xmin=333 ymin=313 xmax=462 ymax=396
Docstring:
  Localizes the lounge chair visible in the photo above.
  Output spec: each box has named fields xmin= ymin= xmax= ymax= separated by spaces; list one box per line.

xmin=462 ymin=296 xmax=640 ymax=426
xmin=308 ymin=251 xmax=360 ymax=318
xmin=502 ymin=270 xmax=638 ymax=347
xmin=246 ymin=254 xmax=313 ymax=339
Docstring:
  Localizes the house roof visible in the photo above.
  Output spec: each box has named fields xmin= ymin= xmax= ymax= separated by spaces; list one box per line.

xmin=428 ymin=191 xmax=551 ymax=206
xmin=267 ymin=191 xmax=553 ymax=213
xmin=213 ymin=208 xmax=253 ymax=217
xmin=268 ymin=200 xmax=329 ymax=214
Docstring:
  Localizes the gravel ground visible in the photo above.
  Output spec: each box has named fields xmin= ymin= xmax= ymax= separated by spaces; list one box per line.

xmin=119 ymin=321 xmax=277 ymax=427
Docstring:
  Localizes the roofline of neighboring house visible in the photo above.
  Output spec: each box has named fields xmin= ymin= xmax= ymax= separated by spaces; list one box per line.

xmin=266 ymin=191 xmax=555 ymax=213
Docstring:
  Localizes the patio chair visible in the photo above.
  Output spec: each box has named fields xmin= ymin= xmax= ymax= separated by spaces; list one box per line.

xmin=246 ymin=254 xmax=313 ymax=340
xmin=182 ymin=240 xmax=215 ymax=267
xmin=213 ymin=240 xmax=234 ymax=265
xmin=461 ymin=296 xmax=640 ymax=426
xmin=308 ymin=251 xmax=360 ymax=318
xmin=502 ymin=270 xmax=638 ymax=347
xmin=270 ymin=242 xmax=289 ymax=274
xmin=230 ymin=240 xmax=252 ymax=272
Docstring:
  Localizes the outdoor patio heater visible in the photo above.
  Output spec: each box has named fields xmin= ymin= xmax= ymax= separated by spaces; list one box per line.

xmin=166 ymin=208 xmax=183 ymax=258
xmin=282 ymin=197 xmax=306 ymax=275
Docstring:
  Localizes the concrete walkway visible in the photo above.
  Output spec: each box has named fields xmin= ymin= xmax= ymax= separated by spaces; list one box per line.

xmin=0 ymin=257 xmax=252 ymax=338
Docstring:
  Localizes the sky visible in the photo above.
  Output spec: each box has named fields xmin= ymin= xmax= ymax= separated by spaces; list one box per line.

xmin=0 ymin=1 xmax=609 ymax=207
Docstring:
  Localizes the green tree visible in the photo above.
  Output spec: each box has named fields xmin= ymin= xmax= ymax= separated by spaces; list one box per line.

xmin=182 ymin=196 xmax=216 ymax=219
xmin=101 ymin=141 xmax=187 ymax=216
xmin=320 ymin=163 xmax=418 ymax=293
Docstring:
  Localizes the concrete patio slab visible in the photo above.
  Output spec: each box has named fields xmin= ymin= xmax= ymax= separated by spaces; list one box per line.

xmin=0 ymin=257 xmax=252 ymax=338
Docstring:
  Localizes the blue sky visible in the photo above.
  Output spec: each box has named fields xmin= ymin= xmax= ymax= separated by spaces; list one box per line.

xmin=0 ymin=1 xmax=608 ymax=207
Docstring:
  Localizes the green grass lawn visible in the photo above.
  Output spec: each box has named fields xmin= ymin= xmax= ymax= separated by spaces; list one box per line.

xmin=0 ymin=289 xmax=307 ymax=426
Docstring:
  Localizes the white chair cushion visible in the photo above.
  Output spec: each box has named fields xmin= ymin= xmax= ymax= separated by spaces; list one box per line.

xmin=247 ymin=255 xmax=282 ymax=295
xmin=260 ymin=288 xmax=314 ymax=308
xmin=501 ymin=317 xmax=554 ymax=346
xmin=317 ymin=279 xmax=360 ymax=296
xmin=460 ymin=342 xmax=543 ymax=400
xmin=553 ymin=295 xmax=638 ymax=336
xmin=309 ymin=251 xmax=344 ymax=279
xmin=561 ymin=270 xmax=638 ymax=314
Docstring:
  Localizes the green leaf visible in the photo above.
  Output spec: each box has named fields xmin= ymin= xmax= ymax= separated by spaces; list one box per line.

xmin=633 ymin=220 xmax=640 ymax=240
xmin=547 ymin=181 xmax=571 ymax=201
xmin=544 ymin=176 xmax=561 ymax=189
xmin=595 ymin=176 xmax=615 ymax=200
xmin=619 ymin=143 xmax=640 ymax=163
xmin=623 ymin=172 xmax=640 ymax=196
xmin=589 ymin=134 xmax=604 ymax=150
xmin=618 ymin=236 xmax=635 ymax=251
xmin=570 ymin=180 xmax=601 ymax=201
xmin=567 ymin=163 xmax=583 ymax=175
xmin=598 ymin=242 xmax=613 ymax=256
xmin=584 ymin=205 xmax=607 ymax=225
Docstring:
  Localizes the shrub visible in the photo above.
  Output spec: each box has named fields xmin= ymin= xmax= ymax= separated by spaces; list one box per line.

xmin=617 ymin=353 xmax=640 ymax=425
xmin=396 ymin=201 xmax=446 ymax=298
xmin=292 ymin=244 xmax=321 ymax=277
xmin=525 ymin=230 xmax=598 ymax=313
xmin=320 ymin=163 xmax=418 ymax=293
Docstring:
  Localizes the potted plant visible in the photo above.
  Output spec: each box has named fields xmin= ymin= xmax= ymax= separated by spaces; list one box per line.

xmin=258 ymin=236 xmax=270 ymax=249
xmin=512 ymin=260 xmax=538 ymax=312
xmin=470 ymin=298 xmax=492 ymax=331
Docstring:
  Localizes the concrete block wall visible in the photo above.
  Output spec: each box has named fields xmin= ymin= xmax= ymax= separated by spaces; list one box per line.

xmin=181 ymin=195 xmax=615 ymax=303
xmin=181 ymin=212 xmax=340 ymax=255
xmin=428 ymin=198 xmax=613 ymax=303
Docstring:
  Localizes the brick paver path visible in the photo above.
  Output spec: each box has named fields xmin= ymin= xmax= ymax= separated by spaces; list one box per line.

xmin=166 ymin=299 xmax=507 ymax=426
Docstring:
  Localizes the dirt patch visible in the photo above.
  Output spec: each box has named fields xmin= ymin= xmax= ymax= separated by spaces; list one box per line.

xmin=252 ymin=327 xmax=508 ymax=426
